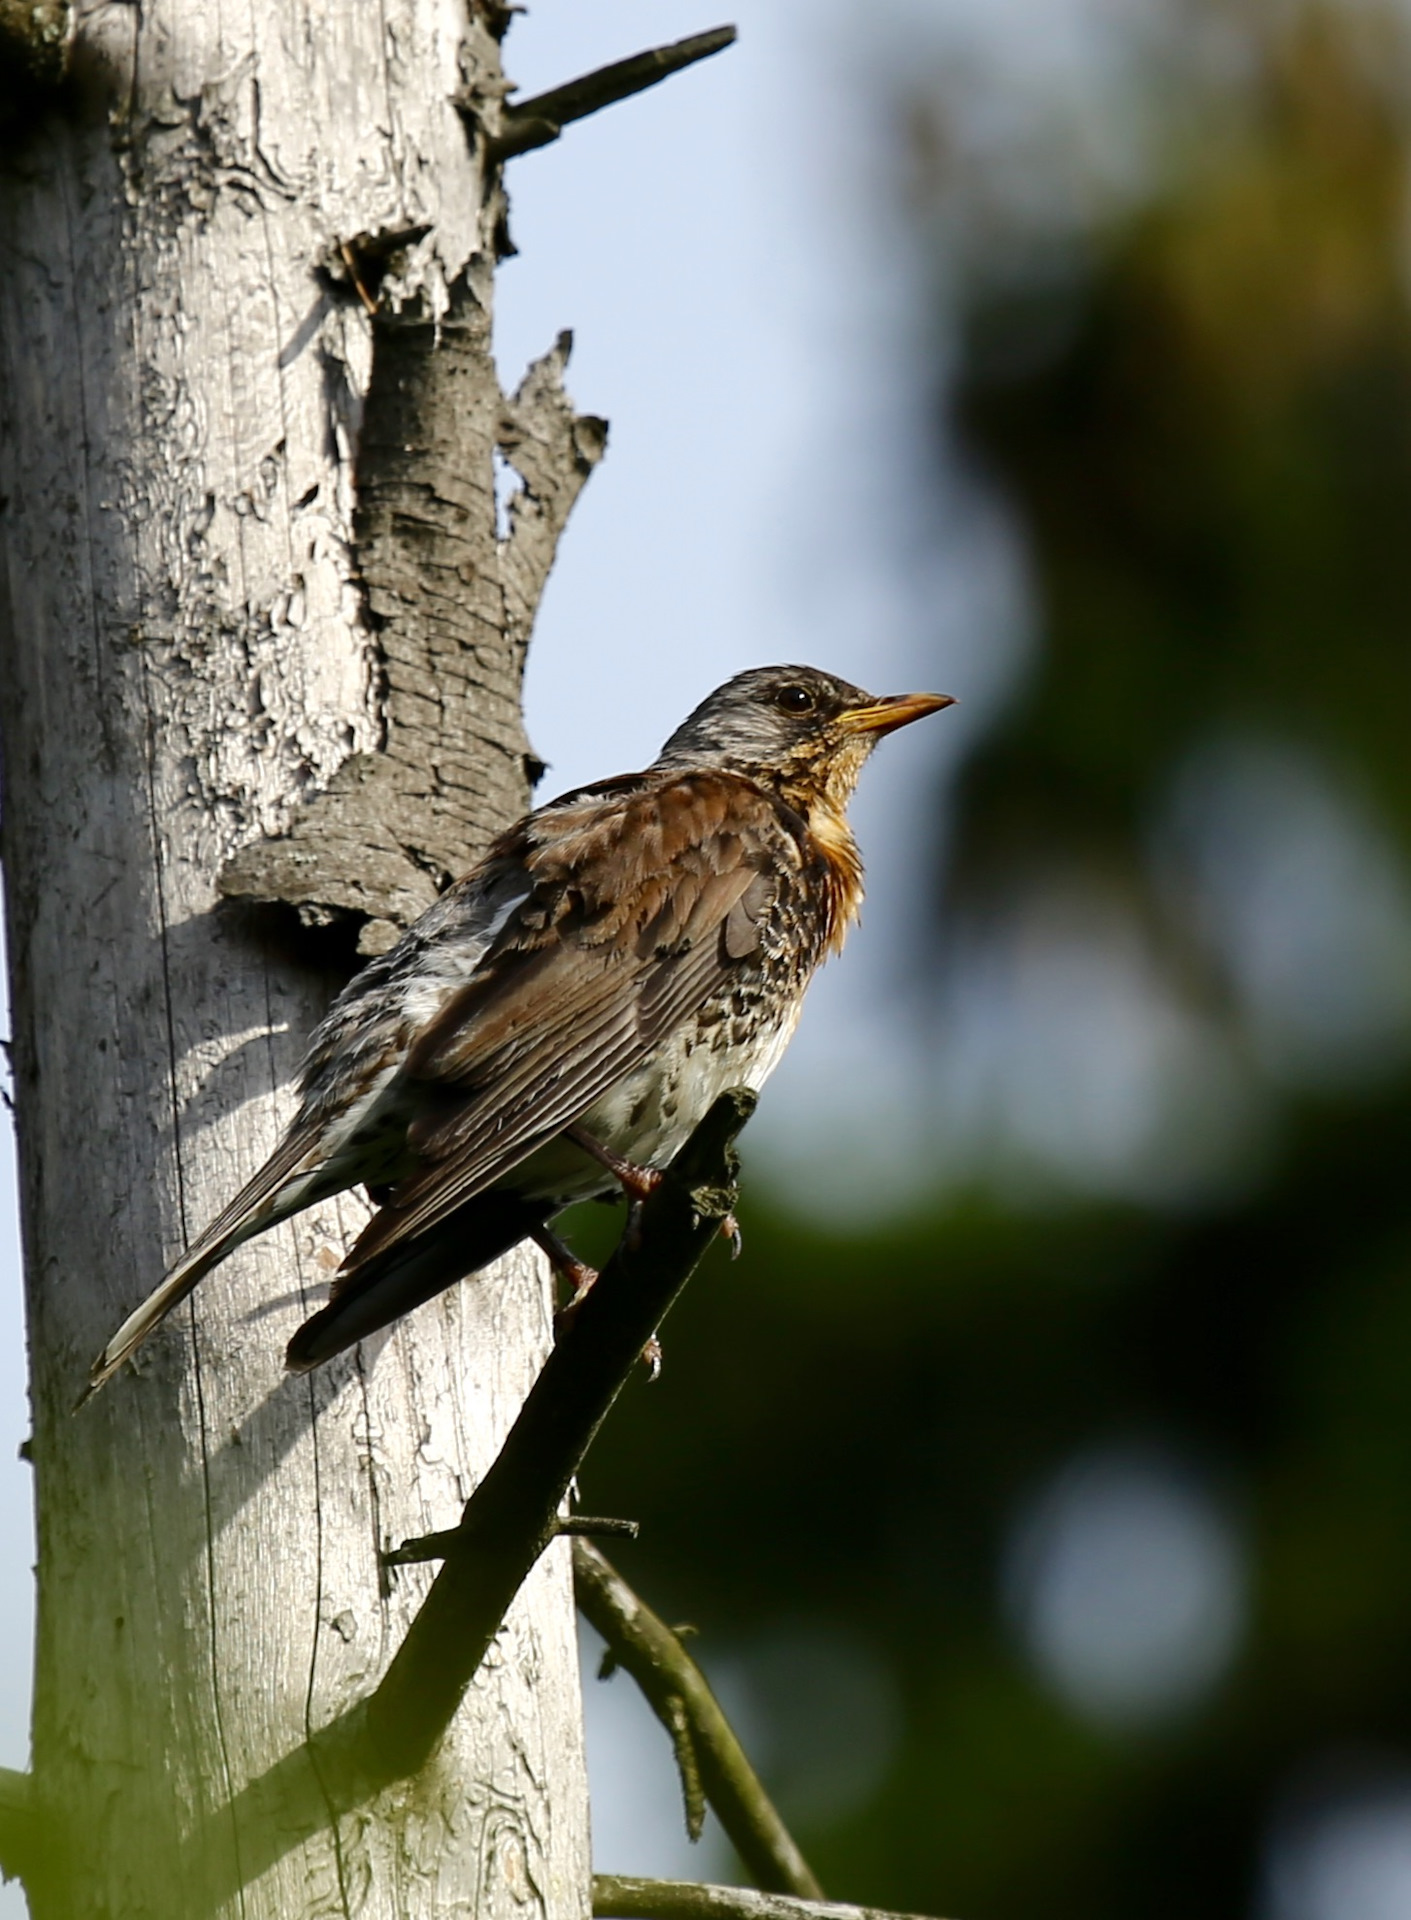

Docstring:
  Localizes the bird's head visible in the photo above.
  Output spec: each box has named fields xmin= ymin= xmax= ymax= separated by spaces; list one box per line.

xmin=655 ymin=664 xmax=954 ymax=816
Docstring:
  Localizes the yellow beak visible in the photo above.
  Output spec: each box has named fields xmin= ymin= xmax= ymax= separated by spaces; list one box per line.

xmin=840 ymin=691 xmax=956 ymax=737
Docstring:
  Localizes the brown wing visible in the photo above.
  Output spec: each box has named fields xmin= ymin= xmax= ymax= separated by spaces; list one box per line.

xmin=338 ymin=771 xmax=789 ymax=1274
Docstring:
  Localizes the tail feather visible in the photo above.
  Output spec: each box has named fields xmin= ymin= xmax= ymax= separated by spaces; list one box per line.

xmin=80 ymin=1226 xmax=259 ymax=1406
xmin=285 ymin=1191 xmax=550 ymax=1373
xmin=81 ymin=1116 xmax=335 ymax=1405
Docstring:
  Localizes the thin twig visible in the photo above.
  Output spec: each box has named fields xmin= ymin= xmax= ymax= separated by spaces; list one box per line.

xmin=384 ymin=1511 xmax=638 ymax=1567
xmin=575 ymin=1542 xmax=823 ymax=1898
xmin=485 ymin=27 xmax=737 ymax=161
xmin=663 ymin=1695 xmax=707 ymax=1842
xmin=592 ymin=1877 xmax=953 ymax=1920
xmin=558 ymin=1514 xmax=642 ymax=1541
xmin=379 ymin=1526 xmax=465 ymax=1569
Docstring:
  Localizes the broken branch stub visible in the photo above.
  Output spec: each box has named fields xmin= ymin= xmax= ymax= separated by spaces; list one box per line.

xmin=480 ymin=26 xmax=738 ymax=163
xmin=218 ymin=296 xmax=605 ymax=957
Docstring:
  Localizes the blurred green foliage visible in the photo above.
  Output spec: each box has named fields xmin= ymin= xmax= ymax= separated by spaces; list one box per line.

xmin=579 ymin=8 xmax=1411 ymax=1919
xmin=948 ymin=5 xmax=1411 ymax=897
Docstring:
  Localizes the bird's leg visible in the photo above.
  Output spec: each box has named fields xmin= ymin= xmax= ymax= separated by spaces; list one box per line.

xmin=533 ymin=1218 xmax=663 ymax=1376
xmin=559 ymin=1129 xmax=674 ymax=1372
xmin=564 ymin=1124 xmax=663 ymax=1204
xmin=531 ymin=1222 xmax=600 ymax=1318
xmin=564 ymin=1129 xmax=737 ymax=1256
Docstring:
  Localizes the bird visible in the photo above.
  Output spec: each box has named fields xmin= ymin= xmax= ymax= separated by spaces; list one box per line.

xmin=85 ymin=664 xmax=953 ymax=1398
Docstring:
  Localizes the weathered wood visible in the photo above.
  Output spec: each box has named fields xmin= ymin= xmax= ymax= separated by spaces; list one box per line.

xmin=218 ymin=314 xmax=606 ymax=956
xmin=0 ymin=0 xmax=596 ymax=1912
xmin=142 ymin=1093 xmax=758 ymax=1917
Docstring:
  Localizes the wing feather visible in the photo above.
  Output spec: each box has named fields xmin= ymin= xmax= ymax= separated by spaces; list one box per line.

xmin=334 ymin=777 xmax=786 ymax=1278
xmin=89 ymin=767 xmax=801 ymax=1395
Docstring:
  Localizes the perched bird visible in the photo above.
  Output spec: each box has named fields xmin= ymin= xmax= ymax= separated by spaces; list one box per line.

xmin=87 ymin=665 xmax=952 ymax=1397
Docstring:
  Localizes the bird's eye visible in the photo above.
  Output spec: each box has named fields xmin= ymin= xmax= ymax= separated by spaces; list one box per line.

xmin=774 ymin=684 xmax=815 ymax=715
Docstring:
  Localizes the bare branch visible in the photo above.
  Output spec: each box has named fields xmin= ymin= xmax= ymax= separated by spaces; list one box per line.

xmin=557 ymin=1514 xmax=641 ymax=1541
xmin=574 ymin=1542 xmax=823 ymax=1897
xmin=663 ymin=1695 xmax=707 ymax=1843
xmin=592 ymin=1878 xmax=953 ymax=1920
xmin=183 ymin=1089 xmax=757 ymax=1909
xmin=487 ymin=27 xmax=738 ymax=162
xmin=383 ymin=1510 xmax=638 ymax=1568
xmin=358 ymin=1087 xmax=756 ymax=1781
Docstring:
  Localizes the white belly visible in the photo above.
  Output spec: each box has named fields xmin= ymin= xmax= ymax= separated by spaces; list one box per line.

xmin=505 ymin=997 xmax=804 ymax=1206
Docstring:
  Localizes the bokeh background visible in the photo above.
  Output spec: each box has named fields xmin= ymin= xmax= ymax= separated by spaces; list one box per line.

xmin=9 ymin=0 xmax=1411 ymax=1914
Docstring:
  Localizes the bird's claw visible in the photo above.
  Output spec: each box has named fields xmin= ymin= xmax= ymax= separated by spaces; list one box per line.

xmin=618 ymin=1162 xmax=663 ymax=1206
xmin=532 ymin=1223 xmax=600 ymax=1332
xmin=566 ymin=1124 xmax=663 ymax=1205
xmin=553 ymin=1283 xmax=599 ymax=1341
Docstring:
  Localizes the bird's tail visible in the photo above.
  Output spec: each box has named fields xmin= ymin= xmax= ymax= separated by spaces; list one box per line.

xmin=79 ymin=1226 xmax=259 ymax=1407
xmin=80 ymin=1120 xmax=333 ymax=1406
xmin=285 ymin=1191 xmax=551 ymax=1373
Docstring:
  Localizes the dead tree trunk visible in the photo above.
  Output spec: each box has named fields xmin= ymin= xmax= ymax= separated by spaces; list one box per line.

xmin=0 ymin=0 xmax=616 ymax=1911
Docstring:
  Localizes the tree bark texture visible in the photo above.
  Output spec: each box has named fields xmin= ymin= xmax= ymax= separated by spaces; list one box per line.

xmin=0 ymin=0 xmax=600 ymax=1912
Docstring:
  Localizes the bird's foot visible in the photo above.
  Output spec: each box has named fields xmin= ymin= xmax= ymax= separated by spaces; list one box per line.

xmin=532 ymin=1224 xmax=601 ymax=1332
xmin=565 ymin=1124 xmax=663 ymax=1205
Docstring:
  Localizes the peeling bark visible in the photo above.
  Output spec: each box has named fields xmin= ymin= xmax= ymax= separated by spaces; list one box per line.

xmin=219 ymin=312 xmax=606 ymax=957
xmin=0 ymin=0 xmax=595 ymax=1913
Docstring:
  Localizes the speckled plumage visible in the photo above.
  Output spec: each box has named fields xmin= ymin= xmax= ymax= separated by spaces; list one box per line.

xmin=87 ymin=665 xmax=951 ymax=1395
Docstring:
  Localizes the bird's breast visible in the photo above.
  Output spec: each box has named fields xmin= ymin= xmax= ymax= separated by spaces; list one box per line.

xmin=503 ymin=989 xmax=806 ymax=1208
xmin=590 ymin=991 xmax=806 ymax=1161
xmin=800 ymin=800 xmax=865 ymax=959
